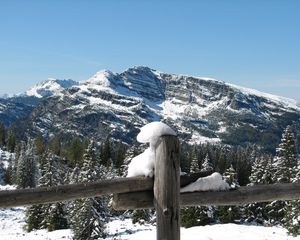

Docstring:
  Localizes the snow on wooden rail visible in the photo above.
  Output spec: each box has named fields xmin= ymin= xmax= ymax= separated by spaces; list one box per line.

xmin=113 ymin=182 xmax=300 ymax=210
xmin=0 ymin=171 xmax=212 ymax=208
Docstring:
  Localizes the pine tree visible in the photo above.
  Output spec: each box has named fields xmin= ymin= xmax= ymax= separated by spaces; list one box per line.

xmin=181 ymin=152 xmax=214 ymax=227
xmin=223 ymin=164 xmax=239 ymax=189
xmin=121 ymin=144 xmax=139 ymax=177
xmin=46 ymin=202 xmax=68 ymax=231
xmin=25 ymin=204 xmax=45 ymax=232
xmin=273 ymin=125 xmax=298 ymax=183
xmin=70 ymin=141 xmax=108 ymax=239
xmin=112 ymin=142 xmax=126 ymax=175
xmin=49 ymin=136 xmax=61 ymax=156
xmin=201 ymin=154 xmax=213 ymax=172
xmin=6 ymin=129 xmax=16 ymax=152
xmin=16 ymin=140 xmax=38 ymax=188
xmin=216 ymin=165 xmax=241 ymax=223
xmin=283 ymin=151 xmax=300 ymax=235
xmin=69 ymin=163 xmax=81 ymax=184
xmin=267 ymin=126 xmax=298 ymax=225
xmin=100 ymin=137 xmax=111 ymax=167
xmin=245 ymin=155 xmax=273 ymax=224
xmin=68 ymin=137 xmax=84 ymax=167
xmin=35 ymin=133 xmax=46 ymax=156
xmin=0 ymin=122 xmax=5 ymax=147
xmin=189 ymin=147 xmax=200 ymax=173
xmin=25 ymin=150 xmax=68 ymax=232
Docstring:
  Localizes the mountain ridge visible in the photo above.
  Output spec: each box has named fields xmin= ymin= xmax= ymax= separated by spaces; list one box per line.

xmin=10 ymin=66 xmax=299 ymax=152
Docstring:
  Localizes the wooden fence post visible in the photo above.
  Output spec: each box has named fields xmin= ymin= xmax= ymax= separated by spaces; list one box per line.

xmin=154 ymin=135 xmax=180 ymax=240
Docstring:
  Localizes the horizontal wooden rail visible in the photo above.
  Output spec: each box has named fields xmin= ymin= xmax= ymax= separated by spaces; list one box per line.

xmin=113 ymin=182 xmax=300 ymax=210
xmin=0 ymin=171 xmax=212 ymax=208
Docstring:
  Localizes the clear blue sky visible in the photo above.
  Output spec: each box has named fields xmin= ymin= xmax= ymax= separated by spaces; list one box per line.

xmin=1 ymin=0 xmax=300 ymax=101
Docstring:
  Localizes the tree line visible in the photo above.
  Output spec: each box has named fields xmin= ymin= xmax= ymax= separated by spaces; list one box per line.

xmin=1 ymin=122 xmax=300 ymax=237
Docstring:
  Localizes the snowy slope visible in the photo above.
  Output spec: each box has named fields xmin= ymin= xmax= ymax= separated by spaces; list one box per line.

xmin=105 ymin=219 xmax=300 ymax=240
xmin=0 ymin=78 xmax=78 ymax=127
xmin=21 ymin=66 xmax=300 ymax=151
xmin=25 ymin=78 xmax=78 ymax=98
xmin=0 ymin=210 xmax=299 ymax=240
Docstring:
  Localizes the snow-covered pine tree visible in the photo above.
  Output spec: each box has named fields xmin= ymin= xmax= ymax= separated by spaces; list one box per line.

xmin=25 ymin=151 xmax=68 ymax=232
xmin=249 ymin=154 xmax=273 ymax=185
xmin=0 ymin=121 xmax=5 ymax=147
xmin=2 ymin=150 xmax=14 ymax=184
xmin=223 ymin=164 xmax=239 ymax=189
xmin=25 ymin=204 xmax=45 ymax=232
xmin=16 ymin=140 xmax=38 ymax=189
xmin=245 ymin=155 xmax=273 ymax=224
xmin=216 ymin=165 xmax=241 ymax=223
xmin=100 ymin=137 xmax=111 ymax=167
xmin=70 ymin=141 xmax=108 ymax=239
xmin=47 ymin=202 xmax=69 ymax=231
xmin=111 ymin=141 xmax=126 ymax=175
xmin=201 ymin=153 xmax=213 ymax=172
xmin=69 ymin=163 xmax=81 ymax=184
xmin=266 ymin=126 xmax=298 ymax=225
xmin=189 ymin=147 xmax=200 ymax=173
xmin=283 ymin=138 xmax=300 ymax=235
xmin=273 ymin=125 xmax=298 ymax=183
xmin=283 ymin=169 xmax=300 ymax=235
xmin=6 ymin=129 xmax=16 ymax=152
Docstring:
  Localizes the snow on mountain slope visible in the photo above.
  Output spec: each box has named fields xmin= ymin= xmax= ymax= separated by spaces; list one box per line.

xmin=17 ymin=66 xmax=300 ymax=150
xmin=227 ymin=83 xmax=300 ymax=112
xmin=26 ymin=78 xmax=78 ymax=98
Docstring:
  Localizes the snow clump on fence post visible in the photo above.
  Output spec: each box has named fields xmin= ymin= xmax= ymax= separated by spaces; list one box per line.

xmin=127 ymin=121 xmax=176 ymax=177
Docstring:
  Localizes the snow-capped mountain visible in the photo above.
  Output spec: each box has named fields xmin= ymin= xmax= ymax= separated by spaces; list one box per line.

xmin=0 ymin=78 xmax=78 ymax=127
xmin=0 ymin=94 xmax=12 ymax=99
xmin=20 ymin=66 xmax=300 ymax=151
xmin=25 ymin=78 xmax=78 ymax=98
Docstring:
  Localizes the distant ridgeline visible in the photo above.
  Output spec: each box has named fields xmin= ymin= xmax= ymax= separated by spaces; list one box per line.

xmin=0 ymin=66 xmax=300 ymax=153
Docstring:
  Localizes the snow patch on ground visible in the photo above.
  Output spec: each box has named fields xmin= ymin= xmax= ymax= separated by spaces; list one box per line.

xmin=1 ymin=206 xmax=300 ymax=240
xmin=105 ymin=219 xmax=300 ymax=240
xmin=190 ymin=132 xmax=221 ymax=144
xmin=0 ymin=185 xmax=72 ymax=240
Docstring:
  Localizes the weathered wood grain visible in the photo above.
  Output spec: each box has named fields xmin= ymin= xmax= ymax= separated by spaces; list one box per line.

xmin=112 ymin=171 xmax=213 ymax=210
xmin=0 ymin=169 xmax=212 ymax=209
xmin=0 ymin=176 xmax=152 ymax=208
xmin=113 ymin=183 xmax=300 ymax=210
xmin=154 ymin=135 xmax=180 ymax=240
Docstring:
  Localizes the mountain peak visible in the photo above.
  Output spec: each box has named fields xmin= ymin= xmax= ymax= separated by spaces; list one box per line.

xmin=26 ymin=78 xmax=78 ymax=98
xmin=81 ymin=69 xmax=117 ymax=88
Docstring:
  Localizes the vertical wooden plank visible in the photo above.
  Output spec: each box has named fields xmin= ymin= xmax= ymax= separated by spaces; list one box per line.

xmin=154 ymin=135 xmax=180 ymax=240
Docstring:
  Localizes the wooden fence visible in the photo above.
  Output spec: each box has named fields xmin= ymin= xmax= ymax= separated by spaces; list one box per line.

xmin=1 ymin=135 xmax=300 ymax=239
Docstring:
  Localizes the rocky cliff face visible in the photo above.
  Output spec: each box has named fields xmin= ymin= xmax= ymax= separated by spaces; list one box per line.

xmin=18 ymin=66 xmax=300 ymax=151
